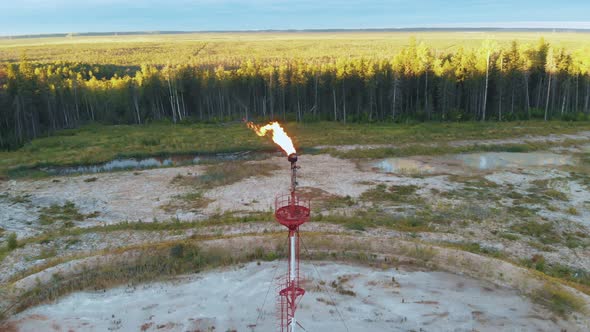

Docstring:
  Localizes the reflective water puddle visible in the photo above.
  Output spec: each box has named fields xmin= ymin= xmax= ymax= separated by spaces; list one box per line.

xmin=372 ymin=152 xmax=575 ymax=174
xmin=453 ymin=152 xmax=574 ymax=170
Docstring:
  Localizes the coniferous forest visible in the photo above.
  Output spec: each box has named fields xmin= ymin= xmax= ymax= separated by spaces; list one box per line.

xmin=1 ymin=36 xmax=590 ymax=149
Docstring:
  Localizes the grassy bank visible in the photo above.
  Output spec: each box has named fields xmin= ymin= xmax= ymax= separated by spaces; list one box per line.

xmin=1 ymin=233 xmax=586 ymax=321
xmin=1 ymin=121 xmax=589 ymax=178
xmin=319 ymin=139 xmax=584 ymax=159
xmin=4 ymin=211 xmax=590 ymax=298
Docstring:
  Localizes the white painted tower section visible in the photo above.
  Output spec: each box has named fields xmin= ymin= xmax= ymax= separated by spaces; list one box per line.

xmin=290 ymin=234 xmax=296 ymax=332
xmin=290 ymin=235 xmax=296 ymax=281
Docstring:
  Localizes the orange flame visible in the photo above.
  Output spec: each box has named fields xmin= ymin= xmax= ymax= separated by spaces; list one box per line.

xmin=247 ymin=121 xmax=296 ymax=155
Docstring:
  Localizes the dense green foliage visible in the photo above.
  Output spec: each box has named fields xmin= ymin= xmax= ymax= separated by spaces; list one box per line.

xmin=1 ymin=33 xmax=590 ymax=149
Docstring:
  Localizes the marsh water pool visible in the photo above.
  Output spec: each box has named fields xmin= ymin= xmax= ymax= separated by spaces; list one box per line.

xmin=372 ymin=151 xmax=578 ymax=174
xmin=40 ymin=151 xmax=273 ymax=175
xmin=454 ymin=152 xmax=574 ymax=170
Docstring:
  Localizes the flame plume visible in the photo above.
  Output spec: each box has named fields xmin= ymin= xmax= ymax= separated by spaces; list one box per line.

xmin=246 ymin=121 xmax=296 ymax=156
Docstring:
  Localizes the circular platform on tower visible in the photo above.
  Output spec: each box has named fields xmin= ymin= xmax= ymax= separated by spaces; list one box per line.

xmin=275 ymin=193 xmax=310 ymax=228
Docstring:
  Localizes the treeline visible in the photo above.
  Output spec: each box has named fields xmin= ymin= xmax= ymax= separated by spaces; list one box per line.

xmin=1 ymin=38 xmax=590 ymax=149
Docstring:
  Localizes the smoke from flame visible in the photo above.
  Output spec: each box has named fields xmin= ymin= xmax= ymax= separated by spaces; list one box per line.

xmin=246 ymin=121 xmax=296 ymax=156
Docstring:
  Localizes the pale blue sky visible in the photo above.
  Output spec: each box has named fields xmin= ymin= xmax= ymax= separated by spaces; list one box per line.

xmin=1 ymin=0 xmax=590 ymax=36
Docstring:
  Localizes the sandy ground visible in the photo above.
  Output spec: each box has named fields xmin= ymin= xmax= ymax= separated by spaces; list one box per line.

xmin=1 ymin=134 xmax=589 ymax=329
xmin=485 ymin=168 xmax=590 ymax=226
xmin=3 ymin=261 xmax=579 ymax=332
xmin=0 ymin=165 xmax=206 ymax=238
xmin=1 ymin=145 xmax=589 ymax=283
xmin=0 ymin=154 xmax=463 ymax=238
xmin=203 ymin=155 xmax=461 ymax=213
xmin=2 ymin=142 xmax=589 ymax=240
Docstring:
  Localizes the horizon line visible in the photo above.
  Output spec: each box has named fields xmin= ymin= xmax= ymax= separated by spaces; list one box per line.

xmin=2 ymin=26 xmax=590 ymax=39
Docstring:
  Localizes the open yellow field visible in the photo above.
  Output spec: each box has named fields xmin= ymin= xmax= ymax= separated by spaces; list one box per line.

xmin=2 ymin=31 xmax=590 ymax=65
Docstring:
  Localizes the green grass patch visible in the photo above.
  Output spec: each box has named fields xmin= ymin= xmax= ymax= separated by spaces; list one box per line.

xmin=449 ymin=242 xmax=505 ymax=259
xmin=0 ymin=233 xmax=18 ymax=262
xmin=499 ymin=232 xmax=520 ymax=241
xmin=16 ymin=210 xmax=276 ymax=249
xmin=563 ymin=232 xmax=589 ymax=249
xmin=506 ymin=205 xmax=538 ymax=218
xmin=360 ymin=184 xmax=421 ymax=204
xmin=2 ymin=121 xmax=589 ymax=178
xmin=546 ymin=204 xmax=559 ymax=212
xmin=447 ymin=175 xmax=500 ymax=189
xmin=566 ymin=206 xmax=580 ymax=215
xmin=400 ymin=244 xmax=438 ymax=263
xmin=6 ymin=194 xmax=32 ymax=204
xmin=298 ymin=187 xmax=356 ymax=212
xmin=442 ymin=176 xmax=503 ymax=203
xmin=510 ymin=221 xmax=561 ymax=244
xmin=545 ymin=189 xmax=569 ymax=201
xmin=521 ymin=254 xmax=547 ymax=272
xmin=544 ymin=264 xmax=590 ymax=288
xmin=7 ymin=233 xmax=17 ymax=250
xmin=33 ymin=247 xmax=58 ymax=261
xmin=529 ymin=179 xmax=569 ymax=201
xmin=343 ymin=220 xmax=366 ymax=231
xmin=64 ymin=238 xmax=80 ymax=249
xmin=160 ymin=191 xmax=212 ymax=213
xmin=172 ymin=160 xmax=281 ymax=189
xmin=39 ymin=201 xmax=99 ymax=227
xmin=322 ymin=138 xmax=584 ymax=160
xmin=320 ymin=195 xmax=356 ymax=210
xmin=319 ymin=210 xmax=433 ymax=233
xmin=533 ymin=283 xmax=586 ymax=317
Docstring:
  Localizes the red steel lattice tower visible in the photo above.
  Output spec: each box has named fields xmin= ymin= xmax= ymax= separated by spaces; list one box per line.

xmin=275 ymin=153 xmax=310 ymax=332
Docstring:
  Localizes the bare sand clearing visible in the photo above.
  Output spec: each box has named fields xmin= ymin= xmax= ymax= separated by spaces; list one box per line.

xmin=0 ymin=154 xmax=462 ymax=238
xmin=4 ymin=261 xmax=578 ymax=332
xmin=3 ymin=145 xmax=589 ymax=239
xmin=202 ymin=155 xmax=460 ymax=214
xmin=0 ymin=165 xmax=205 ymax=238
